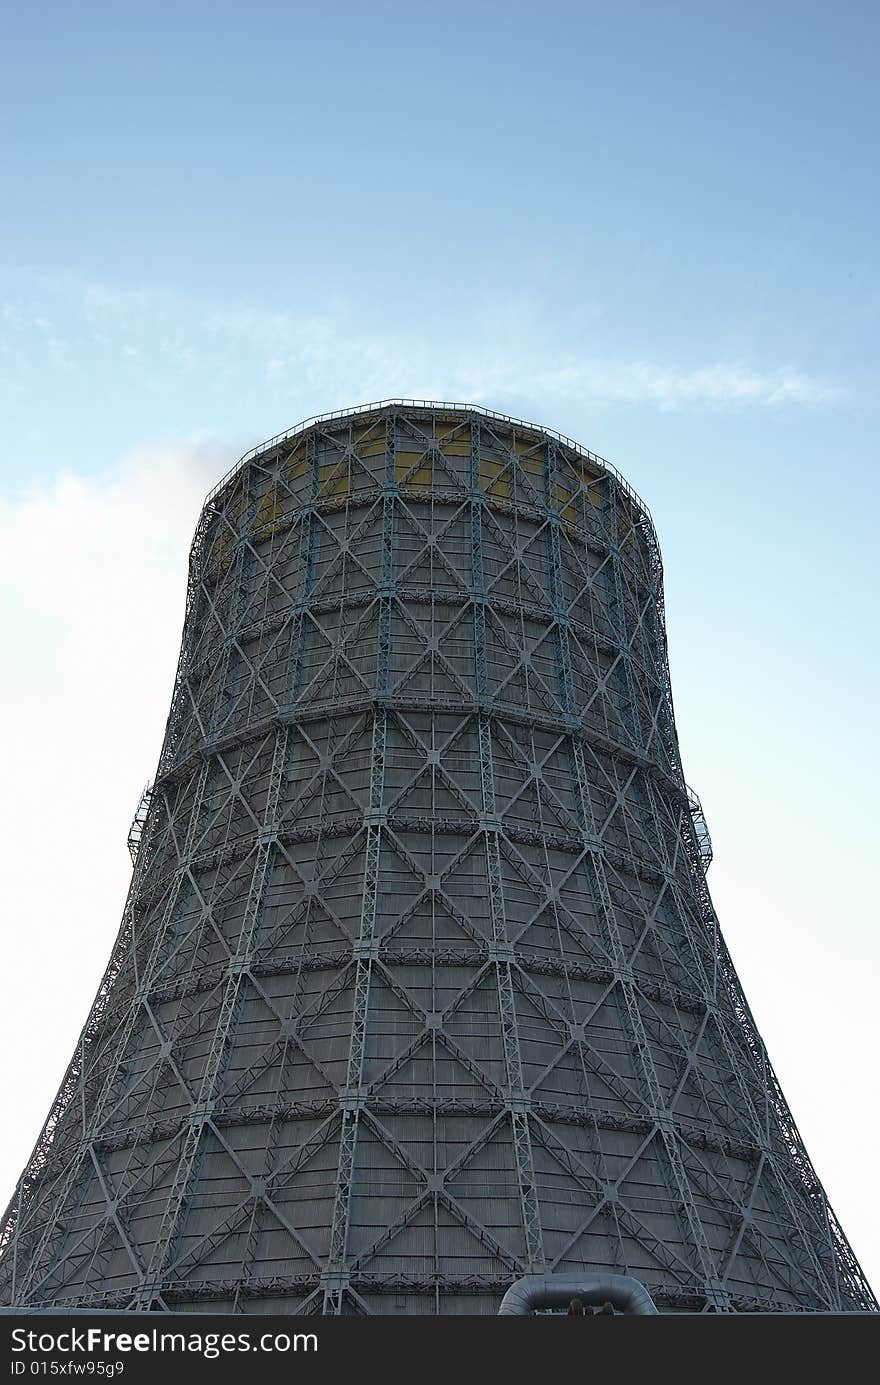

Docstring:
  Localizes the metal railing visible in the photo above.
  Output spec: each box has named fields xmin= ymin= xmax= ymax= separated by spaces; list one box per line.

xmin=199 ymin=398 xmax=655 ymax=529
xmin=127 ymin=783 xmax=153 ymax=866
xmin=687 ymin=785 xmax=714 ymax=873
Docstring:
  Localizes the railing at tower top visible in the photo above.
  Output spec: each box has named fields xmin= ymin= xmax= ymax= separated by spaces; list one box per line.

xmin=198 ymin=398 xmax=656 ymax=531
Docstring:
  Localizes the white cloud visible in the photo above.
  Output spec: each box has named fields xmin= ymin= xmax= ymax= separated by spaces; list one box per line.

xmin=529 ymin=359 xmax=845 ymax=409
xmin=0 ymin=441 xmax=236 ymax=1215
xmin=0 ymin=271 xmax=847 ymax=414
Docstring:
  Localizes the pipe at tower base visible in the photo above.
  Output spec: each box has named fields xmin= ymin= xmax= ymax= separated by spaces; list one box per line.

xmin=498 ymin=1275 xmax=659 ymax=1315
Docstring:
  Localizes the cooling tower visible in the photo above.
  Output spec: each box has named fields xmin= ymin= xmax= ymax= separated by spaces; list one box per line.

xmin=1 ymin=401 xmax=874 ymax=1315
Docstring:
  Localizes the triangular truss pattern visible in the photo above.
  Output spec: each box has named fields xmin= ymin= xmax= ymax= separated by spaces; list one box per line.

xmin=1 ymin=403 xmax=874 ymax=1316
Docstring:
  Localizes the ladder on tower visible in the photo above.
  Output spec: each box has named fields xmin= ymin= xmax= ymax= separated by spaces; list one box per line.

xmin=687 ymin=785 xmax=713 ymax=874
xmin=127 ymin=783 xmax=153 ymax=866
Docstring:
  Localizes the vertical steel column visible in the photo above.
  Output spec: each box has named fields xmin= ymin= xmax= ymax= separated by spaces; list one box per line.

xmin=322 ymin=413 xmax=397 ymax=1313
xmin=471 ymin=419 xmax=544 ymax=1272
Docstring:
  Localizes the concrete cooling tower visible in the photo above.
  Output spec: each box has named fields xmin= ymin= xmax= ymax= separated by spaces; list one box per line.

xmin=1 ymin=402 xmax=874 ymax=1315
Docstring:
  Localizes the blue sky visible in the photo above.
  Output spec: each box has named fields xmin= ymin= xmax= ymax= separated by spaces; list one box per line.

xmin=1 ymin=1 xmax=878 ymax=1293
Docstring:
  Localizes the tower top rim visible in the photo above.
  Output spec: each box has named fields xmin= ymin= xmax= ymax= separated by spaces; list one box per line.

xmin=200 ymin=398 xmax=654 ymax=529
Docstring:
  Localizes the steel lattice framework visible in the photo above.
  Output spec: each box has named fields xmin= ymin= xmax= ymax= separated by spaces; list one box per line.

xmin=1 ymin=402 xmax=874 ymax=1316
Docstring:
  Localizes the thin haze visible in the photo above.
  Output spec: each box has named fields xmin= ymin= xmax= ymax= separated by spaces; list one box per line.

xmin=0 ymin=1 xmax=878 ymax=1290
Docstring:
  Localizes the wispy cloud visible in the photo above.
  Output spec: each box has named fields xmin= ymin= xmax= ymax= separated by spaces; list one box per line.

xmin=528 ymin=359 xmax=846 ymax=409
xmin=0 ymin=270 xmax=847 ymax=415
xmin=0 ymin=439 xmax=236 ymax=1212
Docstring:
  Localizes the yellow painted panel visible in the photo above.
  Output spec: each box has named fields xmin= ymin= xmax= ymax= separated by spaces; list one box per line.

xmin=512 ymin=433 xmax=545 ymax=500
xmin=284 ymin=442 xmax=307 ymax=486
xmin=396 ymin=450 xmax=432 ymax=488
xmin=519 ymin=453 xmax=544 ymax=482
xmin=569 ymin=459 xmax=602 ymax=507
xmin=212 ymin=523 xmax=234 ymax=577
xmin=255 ymin=485 xmax=282 ymax=530
xmin=395 ymin=448 xmax=423 ymax=477
xmin=557 ymin=497 xmax=579 ymax=526
xmin=227 ymin=477 xmax=245 ymax=518
xmin=318 ymin=458 xmax=350 ymax=498
xmin=354 ymin=423 xmax=386 ymax=458
xmin=513 ymin=429 xmax=542 ymax=454
xmin=480 ymin=457 xmax=511 ymax=500
xmin=434 ymin=418 xmax=469 ymax=456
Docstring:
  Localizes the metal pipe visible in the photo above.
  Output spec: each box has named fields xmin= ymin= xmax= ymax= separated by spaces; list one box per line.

xmin=498 ymin=1274 xmax=659 ymax=1315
